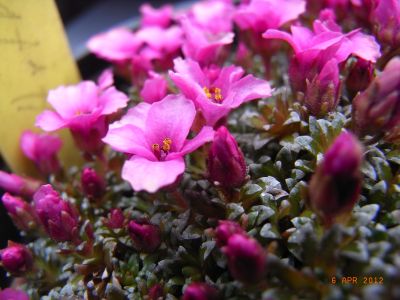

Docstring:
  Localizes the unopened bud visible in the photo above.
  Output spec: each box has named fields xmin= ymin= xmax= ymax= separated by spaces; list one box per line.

xmin=33 ymin=184 xmax=80 ymax=242
xmin=1 ymin=193 xmax=38 ymax=231
xmin=309 ymin=132 xmax=363 ymax=226
xmin=127 ymin=219 xmax=161 ymax=253
xmin=208 ymin=126 xmax=247 ymax=188
xmin=0 ymin=242 xmax=33 ymax=275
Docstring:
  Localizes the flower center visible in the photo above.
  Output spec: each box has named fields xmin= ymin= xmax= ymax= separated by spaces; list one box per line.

xmin=152 ymin=138 xmax=172 ymax=160
xmin=203 ymin=86 xmax=223 ymax=103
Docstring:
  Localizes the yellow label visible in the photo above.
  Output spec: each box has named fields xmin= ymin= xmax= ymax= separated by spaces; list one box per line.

xmin=0 ymin=0 xmax=82 ymax=176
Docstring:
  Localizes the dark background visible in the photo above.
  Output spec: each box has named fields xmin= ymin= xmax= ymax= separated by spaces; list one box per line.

xmin=0 ymin=0 xmax=187 ymax=288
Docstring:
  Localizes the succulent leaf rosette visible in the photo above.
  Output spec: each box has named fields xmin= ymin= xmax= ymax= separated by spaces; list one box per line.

xmin=1 ymin=1 xmax=400 ymax=299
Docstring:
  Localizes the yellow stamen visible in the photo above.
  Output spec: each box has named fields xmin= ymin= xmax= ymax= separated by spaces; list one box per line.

xmin=203 ymin=86 xmax=223 ymax=102
xmin=162 ymin=138 xmax=172 ymax=152
xmin=203 ymin=87 xmax=212 ymax=99
xmin=152 ymin=144 xmax=160 ymax=151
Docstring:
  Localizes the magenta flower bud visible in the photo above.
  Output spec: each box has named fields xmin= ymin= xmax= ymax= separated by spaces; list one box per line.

xmin=0 ymin=242 xmax=33 ymax=274
xmin=208 ymin=126 xmax=247 ymax=189
xmin=0 ymin=288 xmax=29 ymax=300
xmin=105 ymin=208 xmax=124 ymax=229
xmin=373 ymin=0 xmax=400 ymax=51
xmin=127 ymin=219 xmax=161 ymax=253
xmin=346 ymin=58 xmax=374 ymax=96
xmin=302 ymin=58 xmax=340 ymax=116
xmin=309 ymin=132 xmax=363 ymax=226
xmin=182 ymin=283 xmax=220 ymax=300
xmin=1 ymin=193 xmax=38 ymax=231
xmin=81 ymin=168 xmax=106 ymax=200
xmin=0 ymin=171 xmax=41 ymax=198
xmin=148 ymin=284 xmax=164 ymax=300
xmin=222 ymin=233 xmax=266 ymax=284
xmin=20 ymin=130 xmax=62 ymax=176
xmin=215 ymin=220 xmax=245 ymax=247
xmin=352 ymin=57 xmax=400 ymax=138
xmin=33 ymin=184 xmax=79 ymax=242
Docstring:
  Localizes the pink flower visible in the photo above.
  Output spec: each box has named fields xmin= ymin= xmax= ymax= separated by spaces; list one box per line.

xmin=20 ymin=130 xmax=62 ymax=175
xmin=0 ymin=171 xmax=41 ymax=198
xmin=169 ymin=58 xmax=272 ymax=126
xmin=136 ymin=26 xmax=183 ymax=60
xmin=187 ymin=0 xmax=235 ymax=34
xmin=33 ymin=184 xmax=80 ymax=242
xmin=234 ymin=0 xmax=306 ymax=32
xmin=140 ymin=3 xmax=173 ymax=28
xmin=87 ymin=28 xmax=142 ymax=63
xmin=2 ymin=193 xmax=38 ymax=232
xmin=103 ymin=95 xmax=214 ymax=193
xmin=135 ymin=25 xmax=183 ymax=72
xmin=0 ymin=288 xmax=29 ymax=300
xmin=0 ymin=242 xmax=33 ymax=275
xmin=234 ymin=0 xmax=306 ymax=54
xmin=36 ymin=70 xmax=129 ymax=155
xmin=263 ymin=15 xmax=380 ymax=112
xmin=262 ymin=15 xmax=381 ymax=68
xmin=309 ymin=132 xmax=363 ymax=226
xmin=180 ymin=17 xmax=234 ymax=67
xmin=140 ymin=72 xmax=168 ymax=103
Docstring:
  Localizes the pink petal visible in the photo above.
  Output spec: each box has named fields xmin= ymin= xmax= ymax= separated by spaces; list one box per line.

xmin=102 ymin=125 xmax=155 ymax=160
xmin=262 ymin=29 xmax=300 ymax=53
xmin=213 ymin=65 xmax=245 ymax=97
xmin=173 ymin=58 xmax=207 ymax=86
xmin=169 ymin=58 xmax=206 ymax=101
xmin=35 ymin=110 xmax=66 ymax=132
xmin=87 ymin=28 xmax=141 ymax=62
xmin=136 ymin=26 xmax=183 ymax=53
xmin=195 ymin=94 xmax=232 ymax=126
xmin=167 ymin=126 xmax=214 ymax=160
xmin=318 ymin=58 xmax=340 ymax=88
xmin=99 ymin=87 xmax=129 ymax=115
xmin=278 ymin=0 xmax=306 ymax=26
xmin=226 ymin=75 xmax=272 ymax=107
xmin=140 ymin=3 xmax=173 ymax=28
xmin=181 ymin=18 xmax=234 ymax=65
xmin=191 ymin=32 xmax=234 ymax=65
xmin=47 ymin=82 xmax=99 ymax=119
xmin=346 ymin=31 xmax=381 ymax=63
xmin=291 ymin=25 xmax=314 ymax=50
xmin=20 ymin=131 xmax=38 ymax=160
xmin=112 ymin=103 xmax=151 ymax=130
xmin=97 ymin=69 xmax=114 ymax=89
xmin=190 ymin=0 xmax=234 ymax=34
xmin=122 ymin=156 xmax=185 ymax=193
xmin=140 ymin=72 xmax=168 ymax=103
xmin=145 ymin=95 xmax=196 ymax=152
